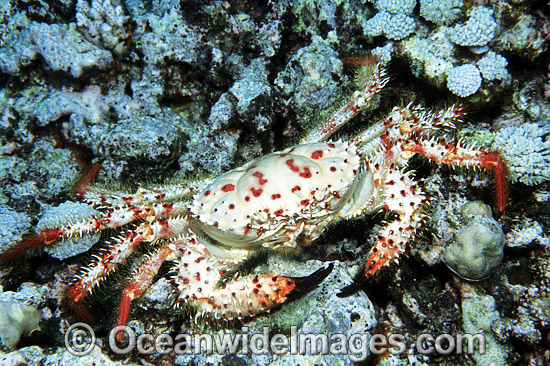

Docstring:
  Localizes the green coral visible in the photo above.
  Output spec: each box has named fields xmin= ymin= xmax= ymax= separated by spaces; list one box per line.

xmin=443 ymin=201 xmax=505 ymax=281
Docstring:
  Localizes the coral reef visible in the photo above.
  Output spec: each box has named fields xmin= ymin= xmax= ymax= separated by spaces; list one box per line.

xmin=75 ymin=0 xmax=132 ymax=57
xmin=0 ymin=284 xmax=46 ymax=349
xmin=477 ymin=51 xmax=510 ymax=82
xmin=460 ymin=285 xmax=511 ymax=366
xmin=0 ymin=206 xmax=31 ymax=254
xmin=0 ymin=3 xmax=113 ymax=78
xmin=0 ymin=300 xmax=42 ymax=349
xmin=362 ymin=0 xmax=417 ymax=41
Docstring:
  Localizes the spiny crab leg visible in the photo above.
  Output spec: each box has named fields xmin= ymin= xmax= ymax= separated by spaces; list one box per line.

xmin=1 ymin=199 xmax=189 ymax=262
xmin=2 ymin=163 xmax=205 ymax=262
xmin=64 ymin=217 xmax=190 ymax=321
xmin=401 ymin=138 xmax=508 ymax=212
xmin=301 ymin=62 xmax=389 ymax=144
xmin=82 ymin=179 xmax=210 ymax=208
xmin=365 ymin=168 xmax=428 ymax=277
xmin=115 ymin=243 xmax=176 ymax=341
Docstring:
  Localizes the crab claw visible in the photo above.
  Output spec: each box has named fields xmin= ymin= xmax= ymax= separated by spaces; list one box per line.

xmin=336 ymin=279 xmax=364 ymax=298
xmin=285 ymin=263 xmax=334 ymax=300
xmin=174 ymin=263 xmax=334 ymax=322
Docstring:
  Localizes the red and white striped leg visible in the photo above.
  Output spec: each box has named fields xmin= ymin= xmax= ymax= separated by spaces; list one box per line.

xmin=82 ymin=179 xmax=209 ymax=208
xmin=301 ymin=63 xmax=389 ymax=144
xmin=401 ymin=138 xmax=508 ymax=212
xmin=115 ymin=243 xmax=176 ymax=341
xmin=64 ymin=217 xmax=189 ymax=320
xmin=1 ymin=199 xmax=188 ymax=262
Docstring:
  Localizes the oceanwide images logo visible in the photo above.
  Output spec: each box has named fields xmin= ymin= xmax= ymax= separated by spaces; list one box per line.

xmin=65 ymin=323 xmax=486 ymax=361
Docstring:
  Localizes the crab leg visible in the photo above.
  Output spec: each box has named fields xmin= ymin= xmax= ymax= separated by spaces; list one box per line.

xmin=365 ymin=167 xmax=428 ymax=277
xmin=64 ymin=217 xmax=189 ymax=320
xmin=115 ymin=243 xmax=176 ymax=341
xmin=113 ymin=230 xmax=305 ymax=340
xmin=301 ymin=63 xmax=388 ymax=144
xmin=1 ymin=200 xmax=189 ymax=262
xmin=401 ymin=138 xmax=508 ymax=212
xmin=83 ymin=180 xmax=209 ymax=208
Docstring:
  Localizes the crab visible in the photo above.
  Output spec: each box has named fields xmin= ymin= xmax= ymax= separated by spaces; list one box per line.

xmin=2 ymin=62 xmax=508 ymax=335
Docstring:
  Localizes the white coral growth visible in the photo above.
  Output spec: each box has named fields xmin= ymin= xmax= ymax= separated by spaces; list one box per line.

xmin=491 ymin=123 xmax=550 ymax=185
xmin=364 ymin=0 xmax=416 ymax=40
xmin=450 ymin=6 xmax=497 ymax=47
xmin=477 ymin=51 xmax=510 ymax=81
xmin=447 ymin=64 xmax=481 ymax=97
xmin=364 ymin=11 xmax=415 ymax=40
xmin=375 ymin=0 xmax=417 ymax=14
xmin=420 ymin=0 xmax=463 ymax=25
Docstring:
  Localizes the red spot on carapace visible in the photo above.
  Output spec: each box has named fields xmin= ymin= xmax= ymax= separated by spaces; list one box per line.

xmin=287 ymin=159 xmax=313 ymax=178
xmin=328 ymin=143 xmax=336 ymax=148
xmin=299 ymin=167 xmax=312 ymax=178
xmin=274 ymin=209 xmax=284 ymax=216
xmin=245 ymin=196 xmax=250 ymax=201
xmin=229 ymin=203 xmax=235 ymax=209
xmin=291 ymin=185 xmax=301 ymax=193
xmin=251 ymin=187 xmax=263 ymax=197
xmin=205 ymin=190 xmax=211 ymax=196
xmin=286 ymin=159 xmax=299 ymax=172
xmin=252 ymin=171 xmax=268 ymax=185
xmin=222 ymin=184 xmax=235 ymax=192
xmin=311 ymin=150 xmax=323 ymax=159
xmin=301 ymin=199 xmax=309 ymax=206
xmin=271 ymin=193 xmax=281 ymax=200
xmin=330 ymin=166 xmax=337 ymax=172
